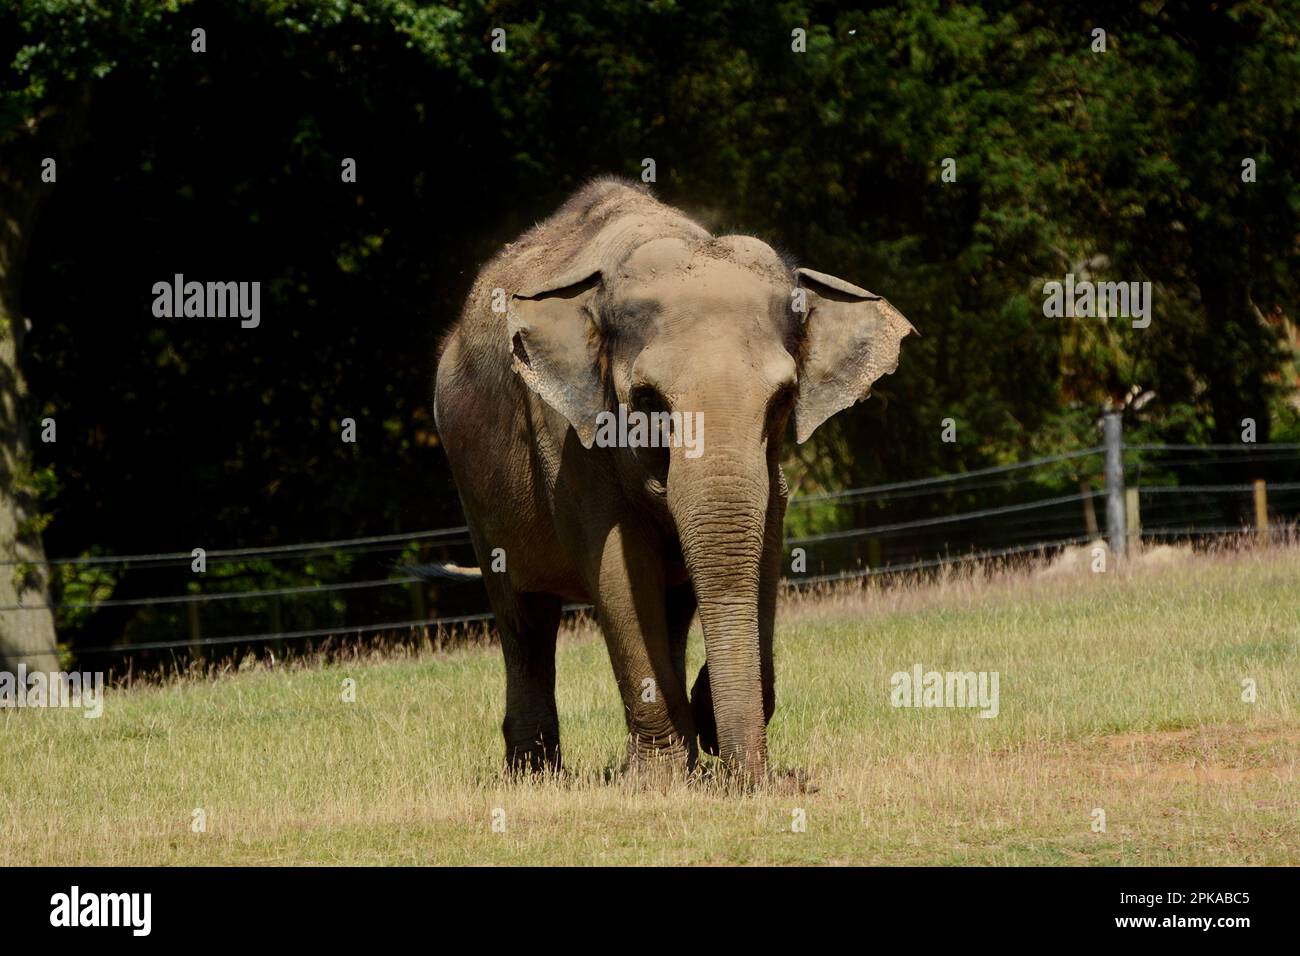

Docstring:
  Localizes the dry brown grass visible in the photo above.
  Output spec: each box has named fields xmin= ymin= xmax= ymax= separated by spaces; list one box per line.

xmin=3 ymin=539 xmax=1296 ymax=865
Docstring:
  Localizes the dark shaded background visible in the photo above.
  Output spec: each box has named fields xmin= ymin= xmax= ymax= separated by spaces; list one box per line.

xmin=3 ymin=0 xmax=1297 ymax=664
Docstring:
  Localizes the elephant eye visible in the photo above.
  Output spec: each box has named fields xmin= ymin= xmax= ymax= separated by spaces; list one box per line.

xmin=629 ymin=384 xmax=672 ymax=487
xmin=630 ymin=383 xmax=670 ymax=416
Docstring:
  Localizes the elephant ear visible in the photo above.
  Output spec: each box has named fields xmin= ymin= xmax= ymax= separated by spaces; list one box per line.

xmin=507 ymin=267 xmax=606 ymax=448
xmin=792 ymin=267 xmax=917 ymax=444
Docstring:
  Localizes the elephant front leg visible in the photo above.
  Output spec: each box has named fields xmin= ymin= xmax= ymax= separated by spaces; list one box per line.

xmin=591 ymin=524 xmax=697 ymax=779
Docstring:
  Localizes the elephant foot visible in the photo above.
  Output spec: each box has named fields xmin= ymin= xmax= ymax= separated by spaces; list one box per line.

xmin=503 ymin=745 xmax=563 ymax=778
xmin=621 ymin=732 xmax=695 ymax=789
xmin=690 ymin=663 xmax=718 ymax=756
xmin=502 ymin=716 xmax=562 ymax=777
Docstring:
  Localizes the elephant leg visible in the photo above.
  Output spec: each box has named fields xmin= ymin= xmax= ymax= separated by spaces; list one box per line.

xmin=488 ymin=581 xmax=563 ymax=775
xmin=665 ymin=580 xmax=697 ymax=696
xmin=592 ymin=524 xmax=696 ymax=774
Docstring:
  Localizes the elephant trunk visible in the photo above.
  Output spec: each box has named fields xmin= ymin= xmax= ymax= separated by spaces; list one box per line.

xmin=669 ymin=435 xmax=770 ymax=781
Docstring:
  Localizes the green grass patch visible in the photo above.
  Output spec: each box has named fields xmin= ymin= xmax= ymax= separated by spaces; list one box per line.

xmin=3 ymin=546 xmax=1297 ymax=865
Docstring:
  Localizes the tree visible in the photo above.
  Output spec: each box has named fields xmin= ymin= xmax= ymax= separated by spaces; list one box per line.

xmin=0 ymin=9 xmax=98 ymax=669
xmin=3 ymin=0 xmax=1297 ymax=661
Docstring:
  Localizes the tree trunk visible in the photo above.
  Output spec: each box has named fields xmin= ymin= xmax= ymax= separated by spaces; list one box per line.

xmin=0 ymin=87 xmax=92 ymax=671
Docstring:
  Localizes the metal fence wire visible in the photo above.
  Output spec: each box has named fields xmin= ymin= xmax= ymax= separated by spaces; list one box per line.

xmin=6 ymin=432 xmax=1298 ymax=657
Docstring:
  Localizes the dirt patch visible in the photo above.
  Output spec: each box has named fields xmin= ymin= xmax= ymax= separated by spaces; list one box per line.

xmin=997 ymin=724 xmax=1299 ymax=787
xmin=1035 ymin=540 xmax=1110 ymax=578
xmin=1089 ymin=725 xmax=1298 ymax=784
xmin=1098 ymin=723 xmax=1299 ymax=753
xmin=1135 ymin=544 xmax=1193 ymax=568
xmin=1034 ymin=541 xmax=1192 ymax=579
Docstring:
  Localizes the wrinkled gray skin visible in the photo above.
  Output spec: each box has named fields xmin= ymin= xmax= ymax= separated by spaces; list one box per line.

xmin=435 ymin=178 xmax=914 ymax=781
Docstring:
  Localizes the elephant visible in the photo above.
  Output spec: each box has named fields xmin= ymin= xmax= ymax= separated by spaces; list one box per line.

xmin=431 ymin=177 xmax=914 ymax=782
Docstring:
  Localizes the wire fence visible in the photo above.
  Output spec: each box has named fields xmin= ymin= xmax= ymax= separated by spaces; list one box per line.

xmin=8 ymin=438 xmax=1299 ymax=658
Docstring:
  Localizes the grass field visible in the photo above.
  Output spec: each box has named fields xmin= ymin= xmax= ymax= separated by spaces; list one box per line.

xmin=3 ymin=544 xmax=1297 ymax=866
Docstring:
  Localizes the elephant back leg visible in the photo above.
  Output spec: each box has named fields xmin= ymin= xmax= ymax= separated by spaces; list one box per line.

xmin=486 ymin=578 xmax=564 ymax=774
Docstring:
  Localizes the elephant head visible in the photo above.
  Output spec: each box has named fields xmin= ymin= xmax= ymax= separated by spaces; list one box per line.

xmin=507 ymin=233 xmax=915 ymax=778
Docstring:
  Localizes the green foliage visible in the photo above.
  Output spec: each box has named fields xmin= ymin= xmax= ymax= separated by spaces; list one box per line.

xmin=2 ymin=0 xmax=180 ymax=133
xmin=2 ymin=0 xmax=1298 ymax=653
xmin=10 ymin=453 xmax=56 ymax=538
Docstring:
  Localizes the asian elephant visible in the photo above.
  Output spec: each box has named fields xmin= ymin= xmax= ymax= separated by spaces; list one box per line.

xmin=432 ymin=177 xmax=914 ymax=782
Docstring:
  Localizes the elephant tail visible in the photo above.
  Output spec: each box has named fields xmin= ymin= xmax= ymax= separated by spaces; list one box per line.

xmin=405 ymin=562 xmax=484 ymax=583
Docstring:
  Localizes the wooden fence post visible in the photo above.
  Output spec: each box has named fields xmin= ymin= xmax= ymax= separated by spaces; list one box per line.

xmin=270 ymin=596 xmax=284 ymax=658
xmin=1254 ymin=479 xmax=1269 ymax=543
xmin=1081 ymin=481 xmax=1099 ymax=539
xmin=187 ymin=602 xmax=202 ymax=660
xmin=1125 ymin=487 xmax=1141 ymax=554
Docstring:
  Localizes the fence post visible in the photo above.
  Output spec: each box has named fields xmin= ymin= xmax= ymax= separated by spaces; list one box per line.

xmin=1254 ymin=479 xmax=1269 ymax=543
xmin=1125 ymin=487 xmax=1141 ymax=554
xmin=187 ymin=602 xmax=202 ymax=659
xmin=1080 ymin=481 xmax=1099 ymax=538
xmin=409 ymin=580 xmax=427 ymax=620
xmin=270 ymin=596 xmax=284 ymax=658
xmin=1104 ymin=410 xmax=1126 ymax=558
